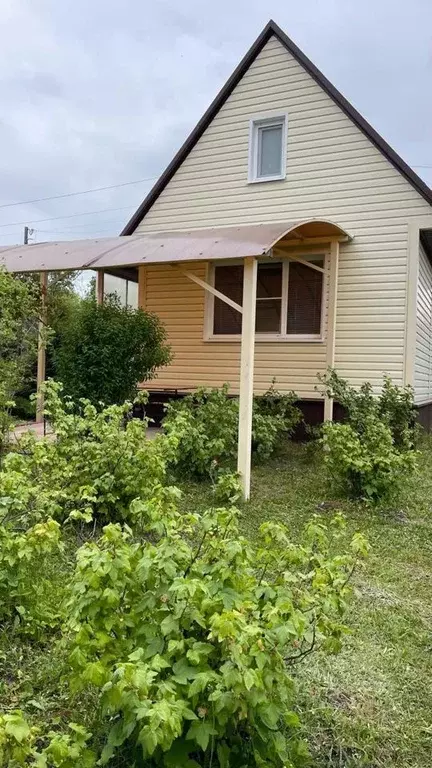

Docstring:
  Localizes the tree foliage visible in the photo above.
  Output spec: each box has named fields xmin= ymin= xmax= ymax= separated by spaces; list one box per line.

xmin=0 ymin=381 xmax=177 ymax=529
xmin=0 ymin=268 xmax=41 ymax=451
xmin=53 ymin=295 xmax=171 ymax=405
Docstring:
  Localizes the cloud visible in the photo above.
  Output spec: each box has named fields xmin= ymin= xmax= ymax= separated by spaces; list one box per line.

xmin=0 ymin=0 xmax=430 ymax=246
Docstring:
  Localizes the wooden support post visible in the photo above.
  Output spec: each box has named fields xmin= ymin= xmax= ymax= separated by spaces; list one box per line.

xmin=96 ymin=269 xmax=104 ymax=305
xmin=324 ymin=241 xmax=339 ymax=421
xmin=237 ymin=256 xmax=257 ymax=500
xmin=36 ymin=272 xmax=48 ymax=424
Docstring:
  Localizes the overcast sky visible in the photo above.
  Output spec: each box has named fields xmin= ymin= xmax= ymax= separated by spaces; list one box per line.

xmin=0 ymin=0 xmax=431 ymax=247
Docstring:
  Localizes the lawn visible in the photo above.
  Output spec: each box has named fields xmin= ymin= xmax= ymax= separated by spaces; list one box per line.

xmin=179 ymin=439 xmax=432 ymax=768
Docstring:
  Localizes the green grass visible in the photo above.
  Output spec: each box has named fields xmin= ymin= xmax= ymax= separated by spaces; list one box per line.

xmin=179 ymin=440 xmax=432 ymax=767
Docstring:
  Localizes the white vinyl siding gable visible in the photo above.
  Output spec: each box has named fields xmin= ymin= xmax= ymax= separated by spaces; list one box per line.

xmin=415 ymin=244 xmax=432 ymax=403
xmin=136 ymin=34 xmax=432 ymax=397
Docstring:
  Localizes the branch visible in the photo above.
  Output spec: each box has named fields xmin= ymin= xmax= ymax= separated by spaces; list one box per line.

xmin=284 ymin=623 xmax=317 ymax=664
xmin=183 ymin=530 xmax=207 ymax=578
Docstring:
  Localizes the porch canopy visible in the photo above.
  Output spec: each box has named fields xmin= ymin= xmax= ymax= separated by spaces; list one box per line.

xmin=0 ymin=219 xmax=349 ymax=273
xmin=1 ymin=218 xmax=351 ymax=499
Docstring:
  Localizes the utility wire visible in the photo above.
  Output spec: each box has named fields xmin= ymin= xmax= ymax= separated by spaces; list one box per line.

xmin=35 ymin=220 xmax=127 ymax=233
xmin=0 ymin=205 xmax=136 ymax=228
xmin=0 ymin=176 xmax=157 ymax=210
xmin=0 ymin=163 xmax=429 ymax=212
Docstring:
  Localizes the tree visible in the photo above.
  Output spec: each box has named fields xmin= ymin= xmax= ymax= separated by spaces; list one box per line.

xmin=0 ymin=268 xmax=40 ymax=451
xmin=12 ymin=271 xmax=82 ymax=420
xmin=54 ymin=295 xmax=171 ymax=405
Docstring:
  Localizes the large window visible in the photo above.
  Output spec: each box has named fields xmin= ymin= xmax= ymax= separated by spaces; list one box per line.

xmin=210 ymin=258 xmax=324 ymax=339
xmin=103 ymin=274 xmax=138 ymax=309
xmin=248 ymin=115 xmax=287 ymax=182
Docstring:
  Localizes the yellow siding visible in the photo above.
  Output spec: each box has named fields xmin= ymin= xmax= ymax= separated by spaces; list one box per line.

xmin=142 ymin=260 xmax=328 ymax=397
xmin=415 ymin=244 xmax=432 ymax=403
xmin=137 ymin=35 xmax=431 ymax=396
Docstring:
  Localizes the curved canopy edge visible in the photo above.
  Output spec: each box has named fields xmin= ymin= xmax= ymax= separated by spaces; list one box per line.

xmin=0 ymin=219 xmax=352 ymax=274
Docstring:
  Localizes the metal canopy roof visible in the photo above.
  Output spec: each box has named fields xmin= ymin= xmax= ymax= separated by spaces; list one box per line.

xmin=0 ymin=220 xmax=351 ymax=274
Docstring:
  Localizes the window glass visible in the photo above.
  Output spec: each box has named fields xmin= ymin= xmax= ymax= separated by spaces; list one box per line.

xmin=104 ymin=274 xmax=138 ymax=308
xmin=127 ymin=281 xmax=138 ymax=309
xmin=256 ymin=263 xmax=282 ymax=333
xmin=256 ymin=300 xmax=281 ymax=333
xmin=213 ymin=265 xmax=243 ymax=334
xmin=258 ymin=125 xmax=283 ymax=177
xmin=212 ymin=258 xmax=323 ymax=337
xmin=256 ymin=262 xmax=282 ymax=298
xmin=286 ymin=260 xmax=323 ymax=335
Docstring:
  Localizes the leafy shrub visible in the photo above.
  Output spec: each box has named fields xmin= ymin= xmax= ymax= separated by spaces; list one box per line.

xmin=0 ymin=713 xmax=95 ymax=767
xmin=65 ymin=495 xmax=367 ymax=767
xmin=319 ymin=370 xmax=417 ymax=451
xmin=54 ymin=295 xmax=171 ymax=405
xmin=319 ymin=371 xmax=418 ymax=502
xmin=163 ymin=384 xmax=301 ymax=478
xmin=0 ymin=380 xmax=178 ymax=527
xmin=0 ymin=518 xmax=63 ymax=632
xmin=212 ymin=470 xmax=243 ymax=505
xmin=0 ymin=269 xmax=41 ymax=455
xmin=322 ymin=419 xmax=418 ymax=503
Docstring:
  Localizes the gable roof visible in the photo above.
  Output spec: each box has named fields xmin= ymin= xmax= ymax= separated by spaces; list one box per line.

xmin=121 ymin=19 xmax=432 ymax=235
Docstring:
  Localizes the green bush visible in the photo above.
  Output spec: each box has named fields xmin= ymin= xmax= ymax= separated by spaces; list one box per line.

xmin=0 ymin=269 xmax=41 ymax=455
xmin=0 ymin=381 xmax=178 ymax=528
xmin=0 ymin=380 xmax=368 ymax=765
xmin=320 ymin=370 xmax=417 ymax=450
xmin=0 ymin=713 xmax=95 ymax=767
xmin=0 ymin=518 xmax=63 ymax=633
xmin=54 ymin=295 xmax=171 ymax=405
xmin=322 ymin=418 xmax=418 ymax=503
xmin=319 ymin=371 xmax=418 ymax=502
xmin=163 ymin=384 xmax=301 ymax=478
xmin=65 ymin=496 xmax=367 ymax=767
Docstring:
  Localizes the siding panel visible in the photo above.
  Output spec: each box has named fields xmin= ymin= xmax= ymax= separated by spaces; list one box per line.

xmin=414 ymin=245 xmax=432 ymax=403
xmin=137 ymin=35 xmax=431 ymax=397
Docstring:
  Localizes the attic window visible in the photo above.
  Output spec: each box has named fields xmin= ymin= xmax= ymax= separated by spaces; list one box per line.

xmin=248 ymin=115 xmax=287 ymax=182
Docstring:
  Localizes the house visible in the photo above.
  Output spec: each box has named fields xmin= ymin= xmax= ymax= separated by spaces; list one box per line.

xmin=3 ymin=19 xmax=432 ymax=498
xmin=119 ymin=19 xmax=432 ymax=426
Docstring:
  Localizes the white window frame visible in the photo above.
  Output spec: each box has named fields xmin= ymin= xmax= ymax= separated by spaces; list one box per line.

xmin=248 ymin=113 xmax=288 ymax=183
xmin=204 ymin=252 xmax=328 ymax=343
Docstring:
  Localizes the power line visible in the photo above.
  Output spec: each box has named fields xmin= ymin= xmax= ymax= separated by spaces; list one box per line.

xmin=35 ymin=219 xmax=127 ymax=233
xmin=0 ymin=176 xmax=157 ymax=210
xmin=34 ymin=229 xmax=122 ymax=237
xmin=0 ymin=204 xmax=136 ymax=229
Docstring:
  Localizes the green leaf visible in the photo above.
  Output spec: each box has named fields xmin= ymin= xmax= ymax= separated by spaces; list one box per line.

xmin=188 ymin=672 xmax=215 ymax=697
xmin=4 ymin=714 xmax=30 ymax=743
xmin=258 ymin=702 xmax=280 ymax=730
xmin=164 ymin=739 xmax=201 ymax=767
xmin=161 ymin=615 xmax=179 ymax=636
xmin=186 ymin=721 xmax=217 ymax=751
xmin=244 ymin=668 xmax=256 ymax=691
xmin=284 ymin=711 xmax=301 ymax=728
xmin=83 ymin=661 xmax=106 ymax=687
xmin=217 ymin=742 xmax=230 ymax=768
xmin=172 ymin=658 xmax=198 ymax=685
xmin=138 ymin=726 xmax=158 ymax=756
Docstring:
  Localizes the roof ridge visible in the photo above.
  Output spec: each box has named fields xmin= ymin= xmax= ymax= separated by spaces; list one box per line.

xmin=121 ymin=20 xmax=432 ymax=235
